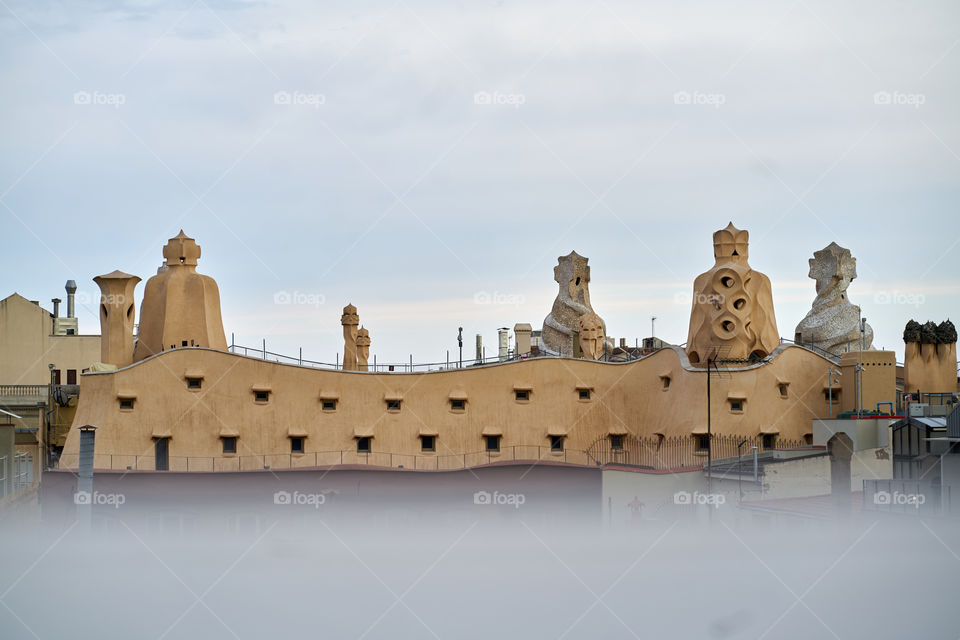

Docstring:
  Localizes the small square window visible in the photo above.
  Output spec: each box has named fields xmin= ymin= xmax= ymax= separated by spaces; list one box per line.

xmin=578 ymin=389 xmax=591 ymax=400
xmin=515 ymin=390 xmax=529 ymax=401
xmin=119 ymin=398 xmax=134 ymax=411
xmin=450 ymin=399 xmax=466 ymax=411
xmin=729 ymin=400 xmax=743 ymax=412
xmin=778 ymin=384 xmax=788 ymax=398
xmin=762 ymin=434 xmax=776 ymax=450
xmin=485 ymin=435 xmax=500 ymax=452
xmin=290 ymin=437 xmax=305 ymax=454
xmin=181 ymin=340 xmax=188 ymax=347
xmin=254 ymin=390 xmax=269 ymax=403
xmin=322 ymin=400 xmax=337 ymax=411
xmin=610 ymin=435 xmax=623 ymax=450
xmin=386 ymin=400 xmax=401 ymax=411
xmin=222 ymin=437 xmax=237 ymax=454
xmin=824 ymin=390 xmax=840 ymax=403
xmin=661 ymin=376 xmax=671 ymax=390
xmin=67 ymin=369 xmax=77 ymax=385
xmin=550 ymin=435 xmax=564 ymax=452
xmin=420 ymin=435 xmax=436 ymax=452
xmin=187 ymin=378 xmax=202 ymax=390
xmin=356 ymin=437 xmax=371 ymax=453
xmin=695 ymin=434 xmax=710 ymax=451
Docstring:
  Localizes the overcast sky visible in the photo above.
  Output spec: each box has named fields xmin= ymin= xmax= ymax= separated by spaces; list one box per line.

xmin=2 ymin=0 xmax=958 ymax=365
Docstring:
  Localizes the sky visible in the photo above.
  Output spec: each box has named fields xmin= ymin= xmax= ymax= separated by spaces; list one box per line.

xmin=2 ymin=0 xmax=958 ymax=365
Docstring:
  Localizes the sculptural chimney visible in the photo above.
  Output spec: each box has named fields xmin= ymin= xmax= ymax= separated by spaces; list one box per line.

xmin=341 ymin=304 xmax=359 ymax=371
xmin=93 ymin=271 xmax=141 ymax=367
xmin=133 ymin=231 xmax=227 ymax=361
xmin=686 ymin=223 xmax=779 ymax=364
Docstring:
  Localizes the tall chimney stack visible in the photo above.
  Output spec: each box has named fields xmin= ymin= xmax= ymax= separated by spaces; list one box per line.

xmin=65 ymin=280 xmax=77 ymax=318
xmin=52 ymin=298 xmax=61 ymax=318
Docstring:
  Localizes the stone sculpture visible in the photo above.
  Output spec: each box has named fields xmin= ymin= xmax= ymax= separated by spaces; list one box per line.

xmin=356 ymin=326 xmax=371 ymax=372
xmin=794 ymin=242 xmax=873 ymax=354
xmin=577 ymin=313 xmax=606 ymax=360
xmin=686 ymin=223 xmax=779 ymax=364
xmin=542 ymin=251 xmax=611 ymax=356
xmin=133 ymin=231 xmax=228 ymax=362
xmin=341 ymin=304 xmax=359 ymax=371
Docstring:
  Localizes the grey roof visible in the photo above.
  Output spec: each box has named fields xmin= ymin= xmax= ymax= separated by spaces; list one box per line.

xmin=948 ymin=406 xmax=960 ymax=439
xmin=892 ymin=416 xmax=947 ymax=430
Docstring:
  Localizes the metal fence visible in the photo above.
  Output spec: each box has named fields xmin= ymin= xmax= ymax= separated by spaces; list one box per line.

xmin=586 ymin=434 xmax=806 ymax=469
xmin=58 ymin=436 xmax=810 ymax=474
xmin=226 ymin=341 xmax=649 ymax=373
xmin=58 ymin=445 xmax=601 ymax=472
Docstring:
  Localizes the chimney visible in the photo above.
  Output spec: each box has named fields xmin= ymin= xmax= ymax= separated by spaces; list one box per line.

xmin=52 ymin=298 xmax=61 ymax=318
xmin=77 ymin=425 xmax=96 ymax=528
xmin=498 ymin=327 xmax=509 ymax=362
xmin=65 ymin=280 xmax=77 ymax=318
xmin=475 ymin=334 xmax=483 ymax=363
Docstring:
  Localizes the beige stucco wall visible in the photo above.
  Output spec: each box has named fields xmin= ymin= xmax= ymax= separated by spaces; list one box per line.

xmin=0 ymin=294 xmax=101 ymax=384
xmin=837 ymin=349 xmax=897 ymax=414
xmin=59 ymin=342 xmax=846 ymax=470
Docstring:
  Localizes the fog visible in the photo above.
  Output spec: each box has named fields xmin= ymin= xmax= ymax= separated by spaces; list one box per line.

xmin=1 ymin=504 xmax=956 ymax=639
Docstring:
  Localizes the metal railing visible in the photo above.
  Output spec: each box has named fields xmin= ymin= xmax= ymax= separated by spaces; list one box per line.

xmin=586 ymin=434 xmax=807 ymax=470
xmin=778 ymin=338 xmax=842 ymax=363
xmin=57 ymin=436 xmax=812 ymax=474
xmin=226 ymin=342 xmax=649 ymax=373
xmin=58 ymin=445 xmax=601 ymax=472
